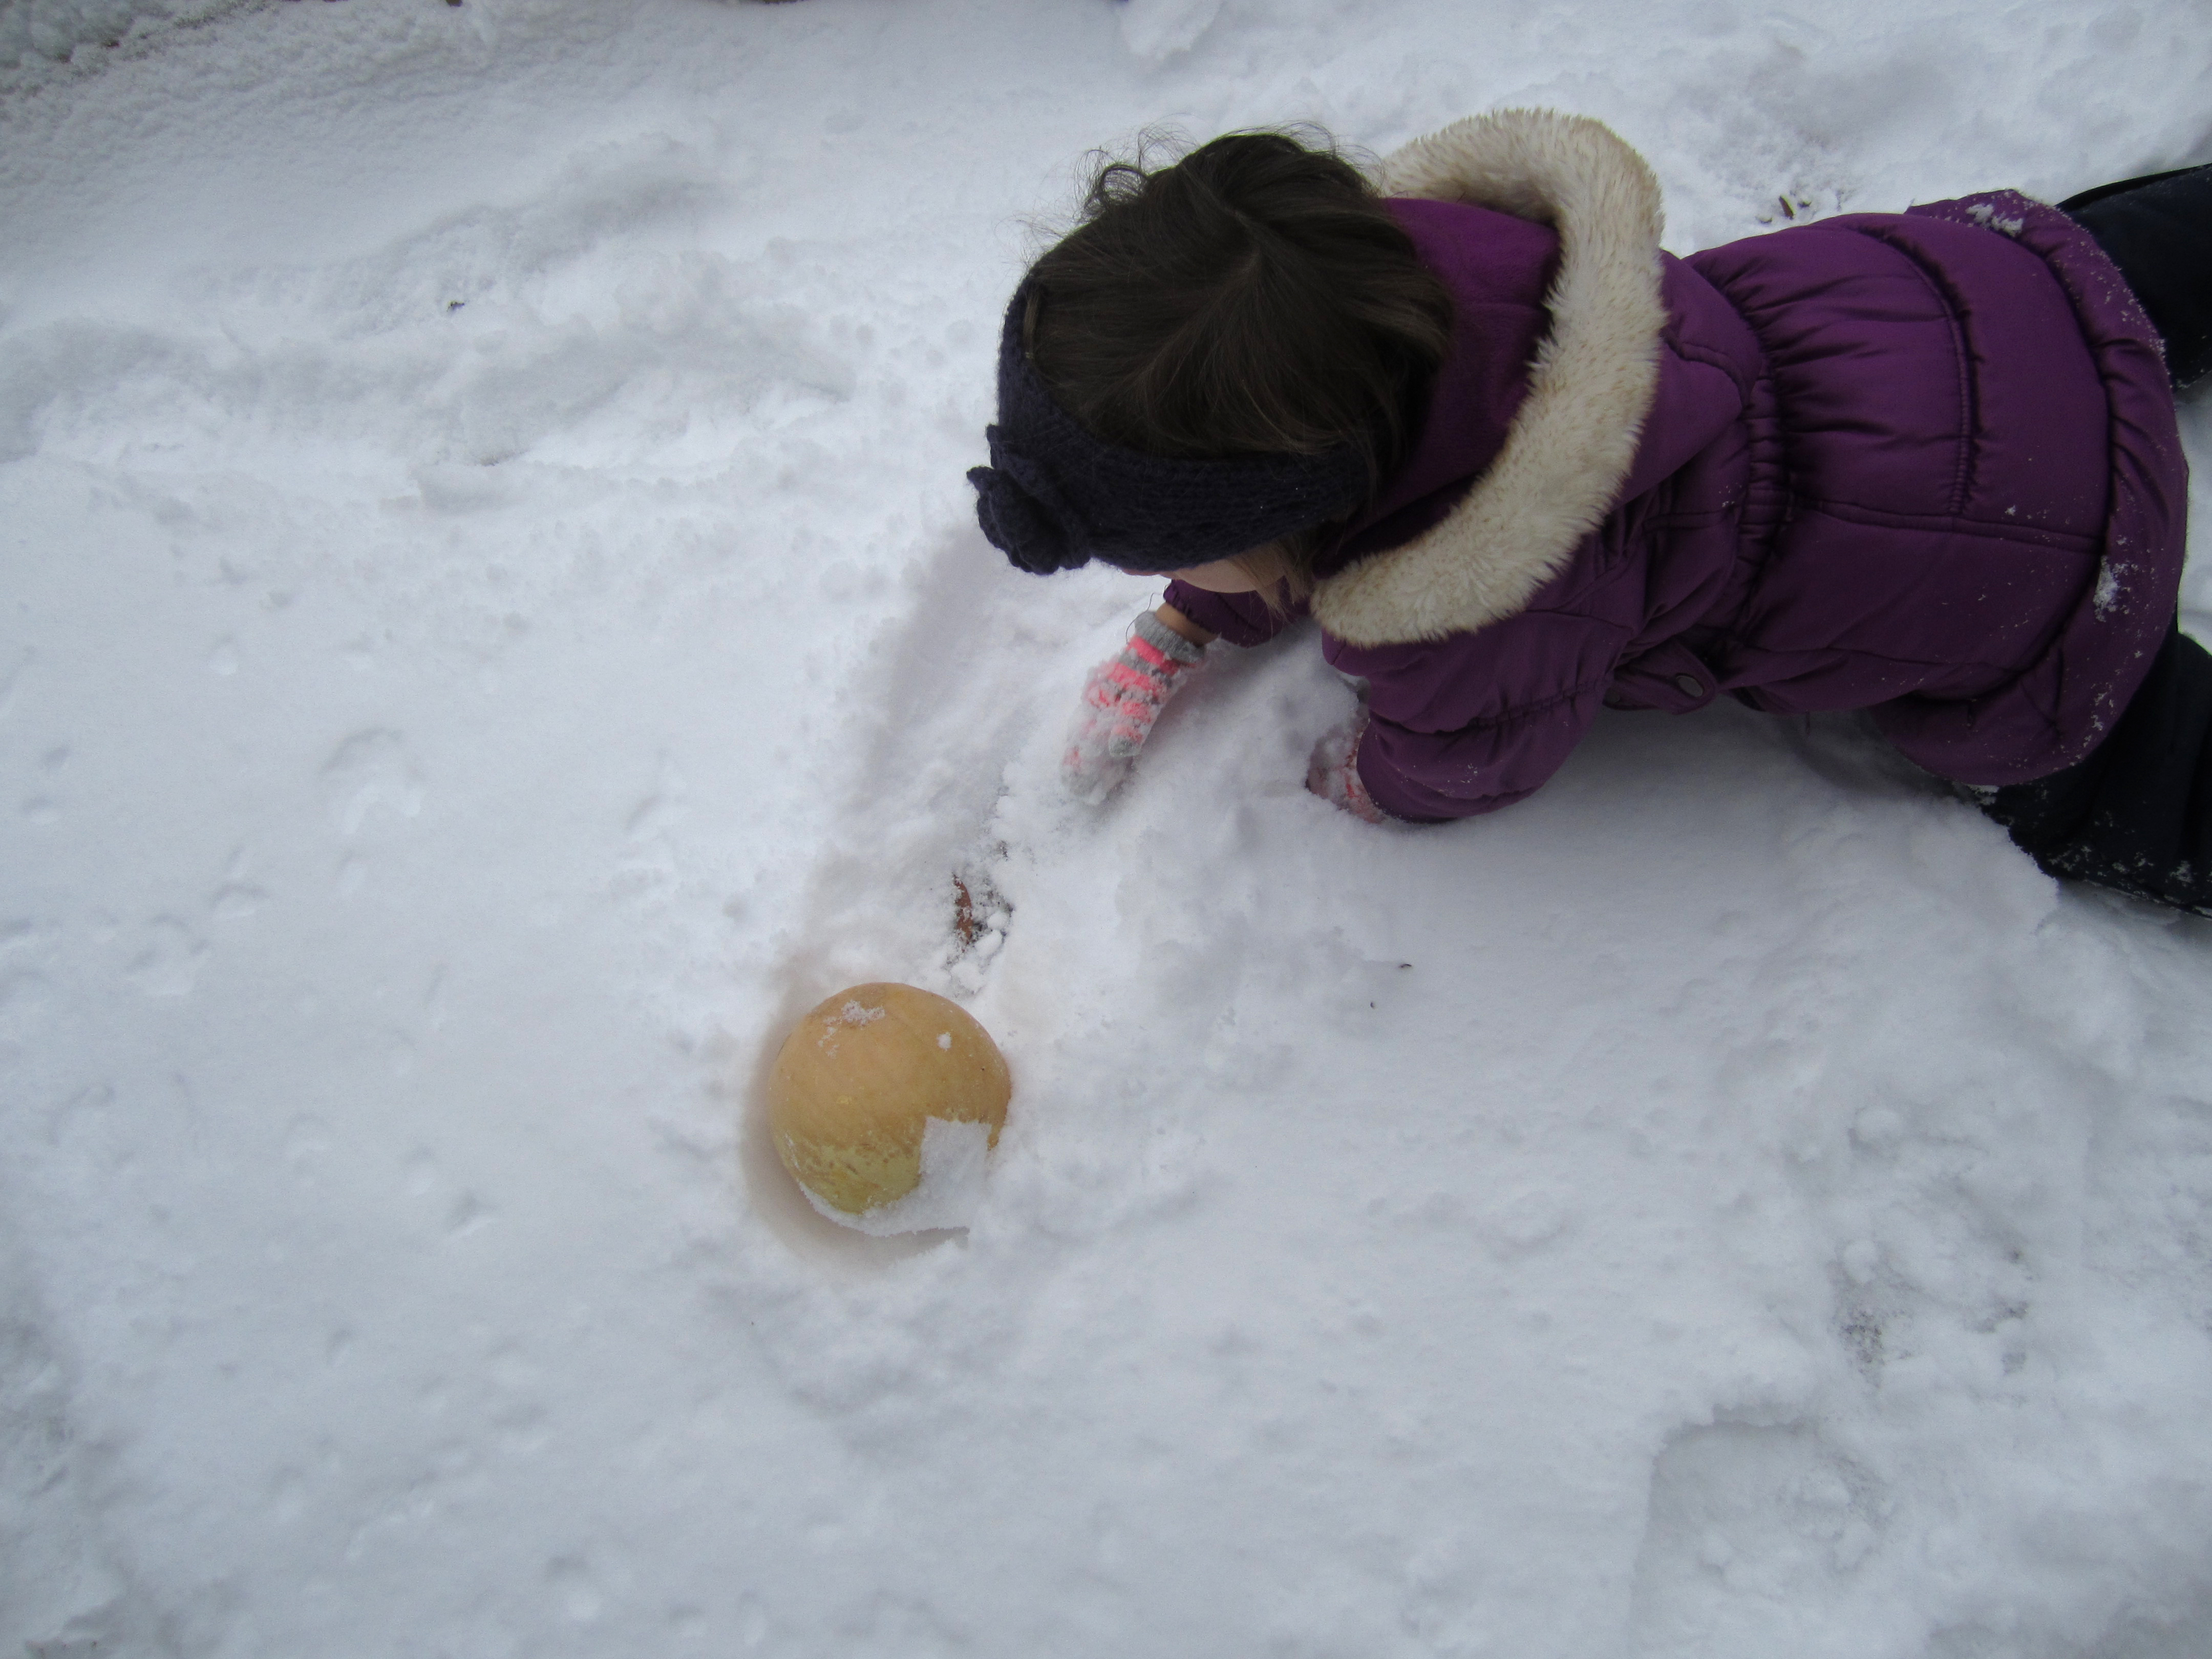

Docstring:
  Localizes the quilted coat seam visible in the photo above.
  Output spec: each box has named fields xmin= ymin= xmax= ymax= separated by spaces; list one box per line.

xmin=1846 ymin=221 xmax=1981 ymax=516
xmin=1794 ymin=497 xmax=2101 ymax=550
xmin=1390 ymin=671 xmax=1617 ymax=738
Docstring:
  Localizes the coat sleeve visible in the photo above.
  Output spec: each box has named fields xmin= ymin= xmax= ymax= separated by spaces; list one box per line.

xmin=1161 ymin=580 xmax=1308 ymax=648
xmin=1338 ymin=608 xmax=1628 ymax=822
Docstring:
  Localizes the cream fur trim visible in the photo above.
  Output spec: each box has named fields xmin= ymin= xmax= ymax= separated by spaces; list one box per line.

xmin=1310 ymin=110 xmax=1668 ymax=647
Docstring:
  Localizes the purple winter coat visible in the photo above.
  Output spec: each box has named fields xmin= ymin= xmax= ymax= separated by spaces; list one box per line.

xmin=1164 ymin=112 xmax=2189 ymax=822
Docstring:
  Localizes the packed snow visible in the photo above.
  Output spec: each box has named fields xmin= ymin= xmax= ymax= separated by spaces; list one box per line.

xmin=4 ymin=1 xmax=2212 ymax=1655
xmin=0 ymin=0 xmax=242 ymax=72
xmin=812 ymin=1116 xmax=994 ymax=1238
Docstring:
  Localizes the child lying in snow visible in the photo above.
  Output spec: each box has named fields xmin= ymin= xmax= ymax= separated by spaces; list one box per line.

xmin=967 ymin=111 xmax=2211 ymax=916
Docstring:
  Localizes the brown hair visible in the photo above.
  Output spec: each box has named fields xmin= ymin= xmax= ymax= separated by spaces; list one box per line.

xmin=1025 ymin=129 xmax=1453 ymax=597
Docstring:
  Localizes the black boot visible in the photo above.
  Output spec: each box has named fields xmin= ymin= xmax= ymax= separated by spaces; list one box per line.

xmin=1984 ymin=624 xmax=2212 ymax=916
xmin=2060 ymin=164 xmax=2212 ymax=389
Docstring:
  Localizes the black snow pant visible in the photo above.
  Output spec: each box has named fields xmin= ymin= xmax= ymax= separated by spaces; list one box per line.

xmin=1978 ymin=165 xmax=2211 ymax=916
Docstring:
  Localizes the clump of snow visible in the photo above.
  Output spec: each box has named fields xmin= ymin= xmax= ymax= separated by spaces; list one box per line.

xmin=2094 ymin=556 xmax=2130 ymax=619
xmin=947 ymin=866 xmax=1011 ymax=993
xmin=800 ymin=1114 xmax=993 ymax=1237
xmin=1965 ymin=198 xmax=2027 ymax=236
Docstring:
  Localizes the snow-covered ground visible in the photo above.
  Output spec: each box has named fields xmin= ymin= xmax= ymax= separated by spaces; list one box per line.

xmin=0 ymin=0 xmax=243 ymax=73
xmin=5 ymin=1 xmax=2212 ymax=1654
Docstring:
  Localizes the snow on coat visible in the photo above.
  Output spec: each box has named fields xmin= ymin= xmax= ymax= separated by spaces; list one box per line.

xmin=1165 ymin=110 xmax=2189 ymax=821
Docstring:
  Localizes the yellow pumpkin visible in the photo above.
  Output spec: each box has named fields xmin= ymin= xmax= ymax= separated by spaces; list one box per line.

xmin=767 ymin=983 xmax=1010 ymax=1216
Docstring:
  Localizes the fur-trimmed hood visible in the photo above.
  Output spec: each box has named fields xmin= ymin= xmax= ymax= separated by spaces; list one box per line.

xmin=1310 ymin=111 xmax=1668 ymax=647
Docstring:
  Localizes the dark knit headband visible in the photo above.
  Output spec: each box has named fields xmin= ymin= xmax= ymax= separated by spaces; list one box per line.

xmin=966 ymin=284 xmax=1373 ymax=576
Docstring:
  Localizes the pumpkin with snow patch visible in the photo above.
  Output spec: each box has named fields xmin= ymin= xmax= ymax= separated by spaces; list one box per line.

xmin=768 ymin=983 xmax=1010 ymax=1221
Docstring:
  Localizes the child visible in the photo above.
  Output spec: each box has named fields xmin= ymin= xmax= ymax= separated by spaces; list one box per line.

xmin=967 ymin=112 xmax=2209 ymax=916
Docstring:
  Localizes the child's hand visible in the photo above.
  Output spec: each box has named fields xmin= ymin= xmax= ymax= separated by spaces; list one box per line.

xmin=1307 ymin=711 xmax=1385 ymax=823
xmin=1062 ymin=608 xmax=1209 ymax=801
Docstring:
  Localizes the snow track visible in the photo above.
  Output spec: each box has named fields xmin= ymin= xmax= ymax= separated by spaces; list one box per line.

xmin=5 ymin=2 xmax=2212 ymax=1655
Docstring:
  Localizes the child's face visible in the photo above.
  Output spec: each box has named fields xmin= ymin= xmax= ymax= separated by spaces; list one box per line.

xmin=1158 ymin=556 xmax=1266 ymax=594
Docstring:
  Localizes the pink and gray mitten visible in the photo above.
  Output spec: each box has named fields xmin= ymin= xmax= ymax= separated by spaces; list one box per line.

xmin=1062 ymin=610 xmax=1207 ymax=801
xmin=1307 ymin=709 xmax=1385 ymax=823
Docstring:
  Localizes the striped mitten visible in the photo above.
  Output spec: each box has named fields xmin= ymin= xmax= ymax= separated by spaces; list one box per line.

xmin=1062 ymin=610 xmax=1207 ymax=801
xmin=1307 ymin=710 xmax=1385 ymax=823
